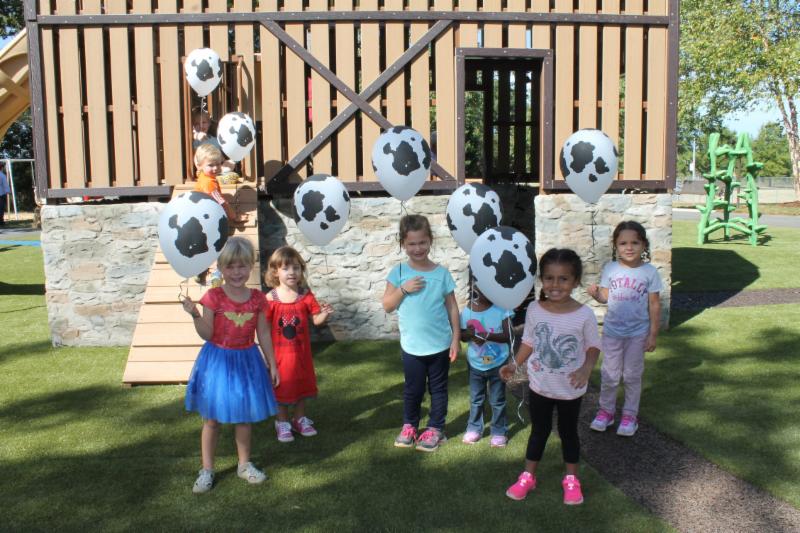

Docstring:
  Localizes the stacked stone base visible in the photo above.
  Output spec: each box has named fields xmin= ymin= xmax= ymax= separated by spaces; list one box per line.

xmin=40 ymin=193 xmax=671 ymax=346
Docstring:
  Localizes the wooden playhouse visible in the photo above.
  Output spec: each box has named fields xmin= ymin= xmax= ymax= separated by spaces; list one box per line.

xmin=22 ymin=0 xmax=678 ymax=384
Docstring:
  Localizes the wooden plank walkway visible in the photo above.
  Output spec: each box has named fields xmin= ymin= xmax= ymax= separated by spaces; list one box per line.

xmin=122 ymin=183 xmax=260 ymax=386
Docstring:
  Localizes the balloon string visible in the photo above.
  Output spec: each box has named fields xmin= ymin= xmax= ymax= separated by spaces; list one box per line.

xmin=400 ymin=200 xmax=408 ymax=217
xmin=178 ymin=278 xmax=189 ymax=303
xmin=587 ymin=207 xmax=598 ymax=266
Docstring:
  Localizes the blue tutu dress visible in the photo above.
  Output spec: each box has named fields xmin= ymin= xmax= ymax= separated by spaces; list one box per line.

xmin=185 ymin=287 xmax=278 ymax=423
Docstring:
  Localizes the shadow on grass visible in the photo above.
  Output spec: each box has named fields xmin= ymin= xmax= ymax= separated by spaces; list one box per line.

xmin=0 ymin=339 xmax=669 ymax=531
xmin=0 ymin=281 xmax=45 ymax=296
xmin=671 ymin=248 xmax=759 ymax=326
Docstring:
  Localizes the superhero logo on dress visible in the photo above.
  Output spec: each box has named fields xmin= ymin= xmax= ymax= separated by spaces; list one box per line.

xmin=224 ymin=311 xmax=253 ymax=327
xmin=278 ymin=315 xmax=301 ymax=339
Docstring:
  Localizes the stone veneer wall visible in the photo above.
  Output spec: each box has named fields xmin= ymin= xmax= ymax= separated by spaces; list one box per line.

xmin=41 ymin=203 xmax=163 ymax=346
xmin=259 ymin=195 xmax=471 ymax=341
xmin=534 ymin=193 xmax=672 ymax=328
xmin=39 ymin=193 xmax=671 ymax=346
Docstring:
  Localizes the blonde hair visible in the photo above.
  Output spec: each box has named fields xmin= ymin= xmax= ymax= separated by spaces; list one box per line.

xmin=217 ymin=236 xmax=255 ymax=270
xmin=265 ymin=246 xmax=308 ymax=288
xmin=194 ymin=143 xmax=223 ymax=167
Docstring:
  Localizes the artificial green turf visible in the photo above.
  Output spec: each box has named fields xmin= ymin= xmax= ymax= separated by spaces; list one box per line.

xmin=650 ymin=305 xmax=800 ymax=509
xmin=0 ymin=244 xmax=670 ymax=531
xmin=672 ymin=220 xmax=800 ymax=292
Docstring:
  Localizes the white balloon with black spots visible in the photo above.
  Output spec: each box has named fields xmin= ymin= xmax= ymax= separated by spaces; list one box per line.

xmin=559 ymin=128 xmax=618 ymax=204
xmin=469 ymin=226 xmax=536 ymax=311
xmin=158 ymin=191 xmax=229 ymax=279
xmin=217 ymin=112 xmax=256 ymax=162
xmin=371 ymin=126 xmax=432 ymax=201
xmin=184 ymin=48 xmax=223 ymax=97
xmin=446 ymin=183 xmax=503 ymax=253
xmin=293 ymin=174 xmax=351 ymax=246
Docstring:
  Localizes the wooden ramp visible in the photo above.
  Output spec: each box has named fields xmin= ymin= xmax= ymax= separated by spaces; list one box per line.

xmin=122 ymin=184 xmax=260 ymax=386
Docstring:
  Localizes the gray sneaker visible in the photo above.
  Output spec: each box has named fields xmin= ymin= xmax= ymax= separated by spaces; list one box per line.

xmin=192 ymin=468 xmax=214 ymax=494
xmin=416 ymin=428 xmax=446 ymax=452
xmin=237 ymin=462 xmax=267 ymax=484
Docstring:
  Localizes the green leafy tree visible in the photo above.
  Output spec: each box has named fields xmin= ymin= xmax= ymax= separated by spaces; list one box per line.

xmin=752 ymin=121 xmax=792 ymax=177
xmin=1 ymin=0 xmax=24 ymax=39
xmin=680 ymin=0 xmax=800 ymax=198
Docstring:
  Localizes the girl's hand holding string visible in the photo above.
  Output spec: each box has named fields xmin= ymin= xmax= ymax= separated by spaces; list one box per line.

xmin=586 ymin=284 xmax=601 ymax=301
xmin=499 ymin=362 xmax=516 ymax=382
xmin=182 ymin=296 xmax=201 ymax=319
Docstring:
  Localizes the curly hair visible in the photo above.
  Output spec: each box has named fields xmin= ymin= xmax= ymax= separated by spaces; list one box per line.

xmin=538 ymin=248 xmax=583 ymax=301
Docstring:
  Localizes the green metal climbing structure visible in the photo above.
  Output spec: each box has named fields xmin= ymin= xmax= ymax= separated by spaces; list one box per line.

xmin=696 ymin=132 xmax=768 ymax=246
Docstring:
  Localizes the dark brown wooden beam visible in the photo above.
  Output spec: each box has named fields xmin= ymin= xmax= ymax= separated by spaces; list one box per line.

xmin=665 ymin=0 xmax=679 ymax=190
xmin=38 ymin=12 xmax=670 ymax=26
xmin=24 ymin=0 xmax=48 ymax=201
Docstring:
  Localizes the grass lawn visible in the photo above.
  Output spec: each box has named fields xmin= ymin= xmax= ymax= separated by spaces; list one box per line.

xmin=672 ymin=220 xmax=800 ymax=292
xmin=0 ymin=244 xmax=669 ymax=531
xmin=646 ymin=305 xmax=800 ymax=509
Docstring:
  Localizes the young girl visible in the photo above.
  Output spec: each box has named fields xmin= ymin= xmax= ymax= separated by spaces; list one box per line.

xmin=382 ymin=214 xmax=460 ymax=453
xmin=460 ymin=281 xmax=513 ymax=447
xmin=499 ymin=248 xmax=601 ymax=505
xmin=587 ymin=221 xmax=662 ymax=437
xmin=182 ymin=237 xmax=280 ymax=494
xmin=265 ymin=246 xmax=333 ymax=443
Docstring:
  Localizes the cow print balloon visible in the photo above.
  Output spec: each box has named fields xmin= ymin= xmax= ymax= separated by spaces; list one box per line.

xmin=184 ymin=48 xmax=223 ymax=97
xmin=559 ymin=129 xmax=618 ymax=204
xmin=293 ymin=174 xmax=351 ymax=246
xmin=217 ymin=112 xmax=257 ymax=162
xmin=469 ymin=226 xmax=536 ymax=311
xmin=158 ymin=191 xmax=229 ymax=279
xmin=446 ymin=183 xmax=503 ymax=253
xmin=371 ymin=126 xmax=432 ymax=201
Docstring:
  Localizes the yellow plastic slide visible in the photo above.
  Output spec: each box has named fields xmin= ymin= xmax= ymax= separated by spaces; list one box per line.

xmin=0 ymin=30 xmax=29 ymax=143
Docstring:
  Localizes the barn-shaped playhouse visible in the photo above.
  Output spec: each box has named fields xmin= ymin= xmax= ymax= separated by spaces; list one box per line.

xmin=23 ymin=0 xmax=676 ymax=384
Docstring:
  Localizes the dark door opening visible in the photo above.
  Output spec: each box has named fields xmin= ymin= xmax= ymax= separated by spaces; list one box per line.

xmin=463 ymin=58 xmax=542 ymax=186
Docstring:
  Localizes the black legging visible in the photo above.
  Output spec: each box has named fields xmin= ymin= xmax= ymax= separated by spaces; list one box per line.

xmin=525 ymin=390 xmax=582 ymax=464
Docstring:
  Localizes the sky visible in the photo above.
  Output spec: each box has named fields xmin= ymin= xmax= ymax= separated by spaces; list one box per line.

xmin=0 ymin=35 xmax=783 ymax=139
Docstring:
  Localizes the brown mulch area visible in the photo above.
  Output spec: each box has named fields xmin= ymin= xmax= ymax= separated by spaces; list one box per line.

xmin=672 ymin=288 xmax=800 ymax=310
xmin=578 ymin=388 xmax=800 ymax=532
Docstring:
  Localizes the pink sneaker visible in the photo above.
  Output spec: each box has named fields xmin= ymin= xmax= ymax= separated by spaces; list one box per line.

xmin=394 ymin=424 xmax=417 ymax=448
xmin=416 ymin=428 xmax=446 ymax=452
xmin=616 ymin=414 xmax=638 ymax=437
xmin=462 ymin=431 xmax=481 ymax=444
xmin=490 ymin=435 xmax=508 ymax=448
xmin=506 ymin=471 xmax=536 ymax=500
xmin=562 ymin=475 xmax=584 ymax=505
xmin=590 ymin=409 xmax=615 ymax=432
xmin=275 ymin=421 xmax=294 ymax=443
xmin=291 ymin=416 xmax=318 ymax=437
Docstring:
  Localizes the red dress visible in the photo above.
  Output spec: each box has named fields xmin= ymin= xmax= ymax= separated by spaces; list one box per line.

xmin=266 ymin=288 xmax=321 ymax=404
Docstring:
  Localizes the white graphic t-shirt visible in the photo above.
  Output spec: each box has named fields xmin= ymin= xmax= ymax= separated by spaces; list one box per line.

xmin=600 ymin=261 xmax=662 ymax=338
xmin=521 ymin=302 xmax=601 ymax=400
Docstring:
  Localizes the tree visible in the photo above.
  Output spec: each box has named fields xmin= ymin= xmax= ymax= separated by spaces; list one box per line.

xmin=1 ymin=0 xmax=24 ymax=39
xmin=680 ymin=0 xmax=800 ymax=199
xmin=752 ymin=122 xmax=792 ymax=177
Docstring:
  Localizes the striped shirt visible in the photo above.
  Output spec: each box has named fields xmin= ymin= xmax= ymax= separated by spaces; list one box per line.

xmin=521 ymin=301 xmax=601 ymax=400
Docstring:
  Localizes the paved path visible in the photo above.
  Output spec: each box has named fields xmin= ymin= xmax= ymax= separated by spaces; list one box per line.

xmin=673 ymin=207 xmax=800 ymax=229
xmin=580 ymin=388 xmax=800 ymax=533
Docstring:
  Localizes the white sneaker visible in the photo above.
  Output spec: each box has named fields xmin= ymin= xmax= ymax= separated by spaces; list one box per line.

xmin=590 ymin=409 xmax=615 ymax=432
xmin=275 ymin=420 xmax=295 ymax=442
xmin=616 ymin=414 xmax=639 ymax=437
xmin=192 ymin=468 xmax=214 ymax=494
xmin=237 ymin=462 xmax=267 ymax=484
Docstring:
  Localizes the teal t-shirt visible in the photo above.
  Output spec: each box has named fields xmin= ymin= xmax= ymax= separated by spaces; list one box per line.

xmin=387 ymin=263 xmax=456 ymax=356
xmin=460 ymin=305 xmax=514 ymax=371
